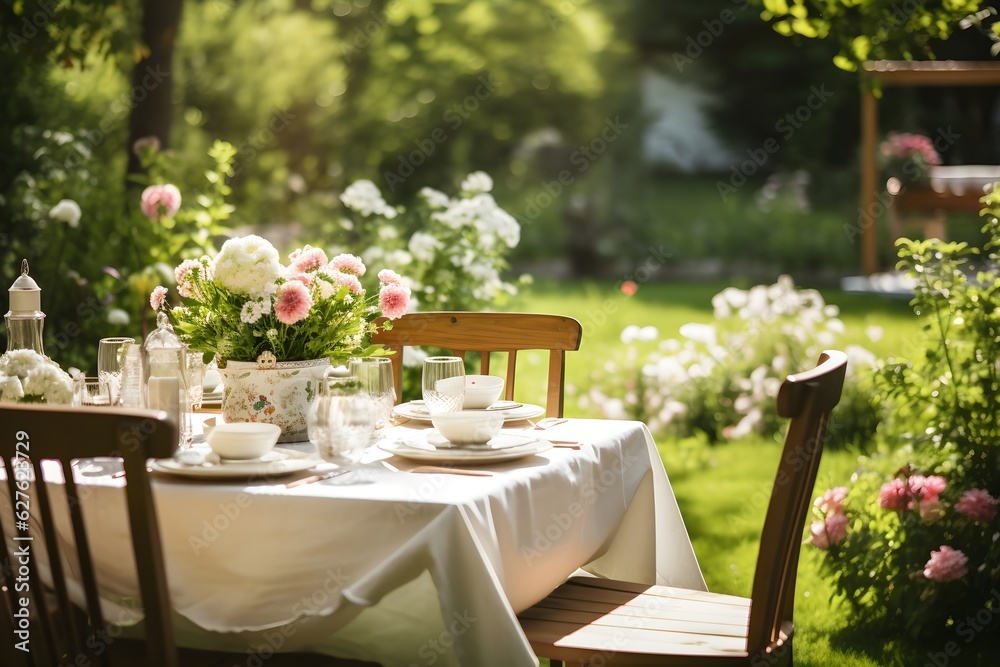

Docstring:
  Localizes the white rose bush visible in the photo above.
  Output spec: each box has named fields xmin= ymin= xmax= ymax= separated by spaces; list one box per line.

xmin=0 ymin=350 xmax=75 ymax=404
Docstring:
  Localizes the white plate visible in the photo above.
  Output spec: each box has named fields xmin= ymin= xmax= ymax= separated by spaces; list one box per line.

xmin=425 ymin=431 xmax=534 ymax=451
xmin=150 ymin=447 xmax=319 ymax=479
xmin=380 ymin=436 xmax=551 ymax=465
xmin=393 ymin=401 xmax=545 ymax=423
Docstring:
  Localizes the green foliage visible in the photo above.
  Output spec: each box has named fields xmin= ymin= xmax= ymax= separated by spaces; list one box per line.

xmin=811 ymin=187 xmax=1000 ymax=641
xmin=759 ymin=0 xmax=985 ymax=70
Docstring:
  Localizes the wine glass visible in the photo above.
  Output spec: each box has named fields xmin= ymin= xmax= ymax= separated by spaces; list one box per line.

xmin=348 ymin=357 xmax=395 ymax=431
xmin=98 ymin=337 xmax=134 ymax=406
xmin=307 ymin=374 xmax=376 ymax=478
xmin=422 ymin=356 xmax=466 ymax=415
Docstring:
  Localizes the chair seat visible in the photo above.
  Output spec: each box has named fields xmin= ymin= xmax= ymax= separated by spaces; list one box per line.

xmin=518 ymin=577 xmax=791 ymax=666
xmin=108 ymin=638 xmax=382 ymax=667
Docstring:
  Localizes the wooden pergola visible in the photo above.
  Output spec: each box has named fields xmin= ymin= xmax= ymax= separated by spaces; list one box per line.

xmin=860 ymin=60 xmax=1000 ymax=275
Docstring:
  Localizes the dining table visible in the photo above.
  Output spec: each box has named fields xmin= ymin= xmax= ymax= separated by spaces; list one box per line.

xmin=3 ymin=411 xmax=707 ymax=667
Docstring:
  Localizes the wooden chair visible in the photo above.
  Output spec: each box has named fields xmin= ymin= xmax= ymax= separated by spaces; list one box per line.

xmin=0 ymin=404 xmax=378 ymax=667
xmin=370 ymin=312 xmax=583 ymax=418
xmin=517 ymin=350 xmax=848 ymax=667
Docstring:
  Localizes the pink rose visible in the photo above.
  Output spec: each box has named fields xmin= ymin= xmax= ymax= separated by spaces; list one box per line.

xmin=149 ymin=286 xmax=168 ymax=311
xmin=289 ymin=246 xmax=329 ymax=273
xmin=140 ymin=184 xmax=181 ymax=219
xmin=908 ymin=475 xmax=947 ymax=502
xmin=330 ymin=253 xmax=366 ymax=277
xmin=878 ymin=478 xmax=909 ymax=513
xmin=621 ymin=280 xmax=638 ymax=296
xmin=379 ymin=283 xmax=410 ymax=320
xmin=923 ymin=546 xmax=969 ymax=583
xmin=814 ymin=486 xmax=849 ymax=516
xmin=919 ymin=498 xmax=945 ymax=523
xmin=273 ymin=280 xmax=312 ymax=325
xmin=955 ymin=489 xmax=998 ymax=524
xmin=809 ymin=513 xmax=849 ymax=549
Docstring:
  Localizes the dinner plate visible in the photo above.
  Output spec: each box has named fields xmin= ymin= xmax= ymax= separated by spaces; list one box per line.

xmin=393 ymin=401 xmax=545 ymax=423
xmin=380 ymin=436 xmax=551 ymax=465
xmin=149 ymin=447 xmax=319 ymax=479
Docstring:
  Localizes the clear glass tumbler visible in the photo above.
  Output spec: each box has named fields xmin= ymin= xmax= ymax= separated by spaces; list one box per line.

xmin=98 ymin=337 xmax=135 ymax=406
xmin=421 ymin=356 xmax=466 ymax=415
xmin=348 ymin=357 xmax=395 ymax=430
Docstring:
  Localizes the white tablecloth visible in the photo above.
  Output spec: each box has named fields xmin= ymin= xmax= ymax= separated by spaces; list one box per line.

xmin=5 ymin=418 xmax=705 ymax=667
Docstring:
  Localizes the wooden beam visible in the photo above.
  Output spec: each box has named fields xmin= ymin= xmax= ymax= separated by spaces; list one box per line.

xmin=860 ymin=81 xmax=878 ymax=276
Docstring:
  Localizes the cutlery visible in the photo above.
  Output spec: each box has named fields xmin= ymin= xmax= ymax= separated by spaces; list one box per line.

xmin=284 ymin=468 xmax=350 ymax=488
xmin=525 ymin=417 xmax=569 ymax=430
xmin=408 ymin=465 xmax=495 ymax=477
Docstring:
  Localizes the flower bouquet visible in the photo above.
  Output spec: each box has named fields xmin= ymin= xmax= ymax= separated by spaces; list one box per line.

xmin=0 ymin=350 xmax=75 ymax=404
xmin=154 ymin=234 xmax=410 ymax=440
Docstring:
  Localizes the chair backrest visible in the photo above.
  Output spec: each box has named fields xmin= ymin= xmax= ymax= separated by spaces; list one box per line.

xmin=0 ymin=405 xmax=178 ymax=667
xmin=370 ymin=312 xmax=583 ymax=418
xmin=746 ymin=350 xmax=847 ymax=656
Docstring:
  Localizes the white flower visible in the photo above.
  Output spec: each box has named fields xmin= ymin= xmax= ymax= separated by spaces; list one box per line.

xmin=419 ymin=187 xmax=451 ymax=208
xmin=461 ymin=171 xmax=493 ymax=194
xmin=107 ymin=308 xmax=130 ymax=325
xmin=1 ymin=375 xmax=24 ymax=401
xmin=409 ymin=232 xmax=444 ymax=263
xmin=22 ymin=365 xmax=74 ymax=404
xmin=211 ymin=234 xmax=282 ymax=296
xmin=679 ymin=323 xmax=717 ymax=346
xmin=340 ymin=180 xmax=397 ymax=218
xmin=49 ymin=199 xmax=82 ymax=228
xmin=240 ymin=298 xmax=270 ymax=324
xmin=0 ymin=350 xmax=74 ymax=404
xmin=866 ymin=325 xmax=884 ymax=342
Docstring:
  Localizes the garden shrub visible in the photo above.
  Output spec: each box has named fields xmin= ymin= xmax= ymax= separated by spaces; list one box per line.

xmin=581 ymin=275 xmax=879 ymax=447
xmin=809 ymin=188 xmax=1000 ymax=641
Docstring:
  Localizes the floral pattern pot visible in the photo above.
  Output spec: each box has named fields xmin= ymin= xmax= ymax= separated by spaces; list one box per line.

xmin=218 ymin=354 xmax=330 ymax=443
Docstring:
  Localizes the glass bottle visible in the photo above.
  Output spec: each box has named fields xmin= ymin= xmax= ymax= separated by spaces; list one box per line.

xmin=141 ymin=312 xmax=191 ymax=446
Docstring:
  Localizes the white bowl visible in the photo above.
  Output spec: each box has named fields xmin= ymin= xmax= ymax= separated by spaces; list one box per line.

xmin=206 ymin=422 xmax=281 ymax=460
xmin=431 ymin=410 xmax=504 ymax=446
xmin=202 ymin=416 xmax=217 ymax=440
xmin=463 ymin=375 xmax=504 ymax=410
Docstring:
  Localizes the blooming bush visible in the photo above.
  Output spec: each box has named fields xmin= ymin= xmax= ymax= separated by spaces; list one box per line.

xmin=810 ymin=189 xmax=1000 ymax=639
xmin=157 ymin=235 xmax=410 ymax=364
xmin=878 ymin=131 xmax=941 ymax=184
xmin=580 ymin=276 xmax=879 ymax=446
xmin=0 ymin=350 xmax=74 ymax=404
xmin=336 ymin=172 xmax=522 ymax=313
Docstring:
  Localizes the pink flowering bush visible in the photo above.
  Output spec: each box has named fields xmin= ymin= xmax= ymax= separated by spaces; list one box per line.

xmin=878 ymin=131 xmax=942 ymax=185
xmin=155 ymin=235 xmax=409 ymax=363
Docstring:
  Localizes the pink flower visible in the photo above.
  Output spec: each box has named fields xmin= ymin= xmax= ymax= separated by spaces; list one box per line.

xmin=174 ymin=259 xmax=202 ymax=298
xmin=923 ymin=546 xmax=969 ymax=583
xmin=955 ymin=489 xmax=998 ymax=524
xmin=331 ymin=271 xmax=363 ymax=296
xmin=379 ymin=283 xmax=410 ymax=320
xmin=140 ymin=184 xmax=181 ymax=219
xmin=149 ymin=286 xmax=168 ymax=311
xmin=814 ymin=486 xmax=849 ymax=515
xmin=378 ymin=268 xmax=404 ymax=286
xmin=809 ymin=513 xmax=849 ymax=549
xmin=919 ymin=498 xmax=945 ymax=523
xmin=621 ymin=280 xmax=638 ymax=296
xmin=878 ymin=478 xmax=910 ymax=513
xmin=330 ymin=253 xmax=366 ymax=277
xmin=132 ymin=135 xmax=161 ymax=158
xmin=283 ymin=270 xmax=314 ymax=287
xmin=289 ymin=246 xmax=329 ymax=273
xmin=273 ymin=280 xmax=312 ymax=325
xmin=908 ymin=475 xmax=947 ymax=502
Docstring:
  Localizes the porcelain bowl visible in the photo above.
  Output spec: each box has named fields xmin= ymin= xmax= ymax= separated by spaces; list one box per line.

xmin=206 ymin=422 xmax=281 ymax=460
xmin=462 ymin=375 xmax=504 ymax=410
xmin=431 ymin=410 xmax=504 ymax=446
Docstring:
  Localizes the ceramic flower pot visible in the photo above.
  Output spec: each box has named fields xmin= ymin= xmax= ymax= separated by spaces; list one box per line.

xmin=218 ymin=352 xmax=331 ymax=443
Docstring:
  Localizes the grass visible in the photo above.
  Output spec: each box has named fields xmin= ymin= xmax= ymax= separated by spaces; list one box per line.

xmin=506 ymin=279 xmax=1000 ymax=667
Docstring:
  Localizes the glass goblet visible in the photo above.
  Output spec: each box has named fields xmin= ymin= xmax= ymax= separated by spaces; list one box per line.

xmin=422 ymin=356 xmax=466 ymax=415
xmin=348 ymin=357 xmax=395 ymax=431
xmin=98 ymin=337 xmax=134 ymax=406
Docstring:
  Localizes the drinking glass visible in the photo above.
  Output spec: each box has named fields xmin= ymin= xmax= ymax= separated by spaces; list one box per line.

xmin=348 ymin=357 xmax=395 ymax=430
xmin=308 ymin=377 xmax=376 ymax=469
xmin=98 ymin=337 xmax=134 ymax=406
xmin=75 ymin=376 xmax=111 ymax=407
xmin=422 ymin=356 xmax=466 ymax=415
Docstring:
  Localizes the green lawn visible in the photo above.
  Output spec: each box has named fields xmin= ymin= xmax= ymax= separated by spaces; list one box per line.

xmin=508 ymin=279 xmax=1000 ymax=667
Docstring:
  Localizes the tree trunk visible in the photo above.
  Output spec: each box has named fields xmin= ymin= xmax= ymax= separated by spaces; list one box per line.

xmin=126 ymin=0 xmax=183 ymax=176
